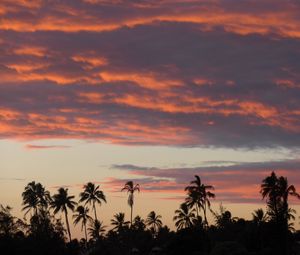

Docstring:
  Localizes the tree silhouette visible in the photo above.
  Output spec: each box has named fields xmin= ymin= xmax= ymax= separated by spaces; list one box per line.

xmin=111 ymin=212 xmax=130 ymax=233
xmin=146 ymin=211 xmax=163 ymax=236
xmin=73 ymin=206 xmax=92 ymax=242
xmin=88 ymin=219 xmax=106 ymax=241
xmin=173 ymin=203 xmax=196 ymax=230
xmin=79 ymin=182 xmax=106 ymax=221
xmin=51 ymin=187 xmax=76 ymax=242
xmin=121 ymin=181 xmax=140 ymax=226
xmin=252 ymin=208 xmax=268 ymax=225
xmin=22 ymin=181 xmax=51 ymax=217
xmin=0 ymin=205 xmax=20 ymax=237
xmin=260 ymin=171 xmax=300 ymax=255
xmin=185 ymin=175 xmax=215 ymax=226
xmin=261 ymin=171 xmax=300 ymax=224
xmin=132 ymin=215 xmax=146 ymax=231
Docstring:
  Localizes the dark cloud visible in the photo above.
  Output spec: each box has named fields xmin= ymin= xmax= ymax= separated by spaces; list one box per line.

xmin=0 ymin=1 xmax=300 ymax=148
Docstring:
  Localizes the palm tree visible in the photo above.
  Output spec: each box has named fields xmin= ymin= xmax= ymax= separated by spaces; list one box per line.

xmin=22 ymin=181 xmax=51 ymax=217
xmin=51 ymin=187 xmax=76 ymax=242
xmin=185 ymin=175 xmax=215 ymax=226
xmin=73 ymin=206 xmax=92 ymax=242
xmin=260 ymin=172 xmax=300 ymax=224
xmin=79 ymin=182 xmax=106 ymax=221
xmin=173 ymin=203 xmax=196 ymax=230
xmin=121 ymin=181 xmax=140 ymax=226
xmin=146 ymin=211 xmax=163 ymax=236
xmin=132 ymin=215 xmax=146 ymax=231
xmin=88 ymin=219 xmax=106 ymax=241
xmin=111 ymin=212 xmax=130 ymax=233
xmin=252 ymin=209 xmax=268 ymax=225
xmin=260 ymin=171 xmax=280 ymax=223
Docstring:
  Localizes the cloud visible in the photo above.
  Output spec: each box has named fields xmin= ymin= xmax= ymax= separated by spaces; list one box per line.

xmin=0 ymin=1 xmax=300 ymax=149
xmin=0 ymin=177 xmax=25 ymax=181
xmin=109 ymin=160 xmax=300 ymax=203
xmin=25 ymin=144 xmax=71 ymax=150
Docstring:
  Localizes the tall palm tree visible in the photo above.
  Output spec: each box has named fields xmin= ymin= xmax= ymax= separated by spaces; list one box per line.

xmin=73 ymin=206 xmax=92 ymax=242
xmin=173 ymin=203 xmax=196 ymax=230
xmin=146 ymin=211 xmax=163 ymax=236
xmin=110 ymin=212 xmax=130 ymax=233
xmin=22 ymin=181 xmax=51 ymax=217
xmin=185 ymin=190 xmax=201 ymax=217
xmin=79 ymin=182 xmax=106 ymax=221
xmin=88 ymin=219 xmax=106 ymax=241
xmin=260 ymin=171 xmax=280 ymax=223
xmin=185 ymin=175 xmax=215 ymax=226
xmin=260 ymin=172 xmax=300 ymax=224
xmin=51 ymin=187 xmax=76 ymax=242
xmin=121 ymin=181 xmax=140 ymax=226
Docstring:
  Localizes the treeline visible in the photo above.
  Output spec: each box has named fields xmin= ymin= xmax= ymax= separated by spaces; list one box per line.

xmin=0 ymin=171 xmax=300 ymax=255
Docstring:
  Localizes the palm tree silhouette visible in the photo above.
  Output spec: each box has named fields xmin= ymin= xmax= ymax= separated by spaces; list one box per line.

xmin=173 ymin=203 xmax=196 ymax=230
xmin=111 ymin=212 xmax=130 ymax=233
xmin=79 ymin=182 xmax=106 ymax=221
xmin=88 ymin=219 xmax=106 ymax=241
xmin=22 ymin=181 xmax=51 ymax=217
xmin=261 ymin=171 xmax=300 ymax=224
xmin=51 ymin=187 xmax=76 ymax=242
xmin=73 ymin=205 xmax=92 ymax=242
xmin=121 ymin=181 xmax=140 ymax=226
xmin=252 ymin=208 xmax=268 ymax=225
xmin=185 ymin=175 xmax=215 ymax=226
xmin=260 ymin=171 xmax=280 ymax=222
xmin=132 ymin=215 xmax=146 ymax=231
xmin=146 ymin=211 xmax=163 ymax=236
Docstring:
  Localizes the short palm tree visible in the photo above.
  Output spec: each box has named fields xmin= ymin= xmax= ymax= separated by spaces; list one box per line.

xmin=146 ymin=211 xmax=163 ymax=236
xmin=252 ymin=208 xmax=268 ymax=225
xmin=111 ymin=212 xmax=130 ymax=232
xmin=73 ymin=206 xmax=92 ymax=242
xmin=88 ymin=219 xmax=106 ymax=241
xmin=22 ymin=181 xmax=51 ymax=217
xmin=121 ymin=181 xmax=140 ymax=226
xmin=132 ymin=215 xmax=146 ymax=231
xmin=51 ymin=187 xmax=76 ymax=242
xmin=79 ymin=182 xmax=106 ymax=221
xmin=173 ymin=203 xmax=196 ymax=230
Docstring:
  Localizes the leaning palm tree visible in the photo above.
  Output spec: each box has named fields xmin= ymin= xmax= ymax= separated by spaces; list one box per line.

xmin=121 ymin=181 xmax=140 ymax=226
xmin=51 ymin=187 xmax=76 ymax=242
xmin=22 ymin=181 xmax=51 ymax=217
xmin=146 ymin=211 xmax=163 ymax=236
xmin=111 ymin=212 xmax=130 ymax=233
xmin=73 ymin=206 xmax=92 ymax=242
xmin=173 ymin=203 xmax=196 ymax=230
xmin=185 ymin=175 xmax=215 ymax=226
xmin=79 ymin=182 xmax=106 ymax=221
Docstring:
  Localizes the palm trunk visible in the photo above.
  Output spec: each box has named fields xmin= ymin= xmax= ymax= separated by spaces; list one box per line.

xmin=64 ymin=209 xmax=72 ymax=242
xmin=203 ymin=203 xmax=208 ymax=226
xmin=130 ymin=205 xmax=133 ymax=227
xmin=196 ymin=204 xmax=199 ymax=217
xmin=93 ymin=201 xmax=98 ymax=221
xmin=84 ymin=222 xmax=88 ymax=247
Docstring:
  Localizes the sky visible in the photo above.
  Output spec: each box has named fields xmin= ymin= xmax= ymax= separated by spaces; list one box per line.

xmin=1 ymin=0 xmax=300 ymax=238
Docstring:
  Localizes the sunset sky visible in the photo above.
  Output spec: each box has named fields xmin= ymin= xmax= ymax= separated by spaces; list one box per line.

xmin=1 ymin=0 xmax=300 ymax=238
